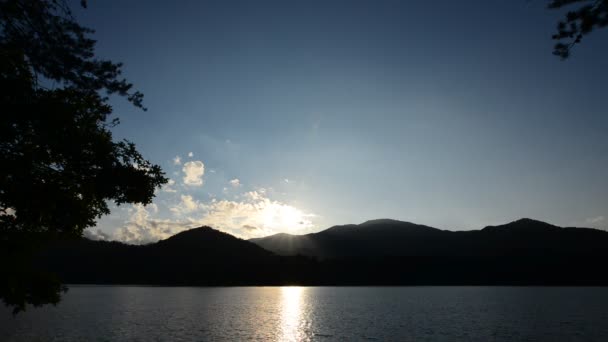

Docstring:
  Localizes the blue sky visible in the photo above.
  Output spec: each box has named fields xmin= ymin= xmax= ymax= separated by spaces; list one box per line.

xmin=75 ymin=0 xmax=608 ymax=242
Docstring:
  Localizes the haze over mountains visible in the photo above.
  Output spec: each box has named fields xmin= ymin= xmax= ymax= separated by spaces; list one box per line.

xmin=36 ymin=218 xmax=608 ymax=286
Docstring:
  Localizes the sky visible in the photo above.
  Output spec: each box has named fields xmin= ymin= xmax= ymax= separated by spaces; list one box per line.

xmin=74 ymin=0 xmax=608 ymax=243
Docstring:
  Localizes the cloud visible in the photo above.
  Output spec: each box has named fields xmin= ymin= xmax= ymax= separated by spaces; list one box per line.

xmin=198 ymin=191 xmax=316 ymax=238
xmin=173 ymin=156 xmax=181 ymax=165
xmin=114 ymin=204 xmax=201 ymax=244
xmin=1 ymin=207 xmax=16 ymax=217
xmin=148 ymin=203 xmax=159 ymax=213
xmin=83 ymin=228 xmax=112 ymax=241
xmin=242 ymin=224 xmax=260 ymax=231
xmin=111 ymin=190 xmax=316 ymax=243
xmin=170 ymin=195 xmax=202 ymax=216
xmin=188 ymin=152 xmax=194 ymax=157
xmin=243 ymin=190 xmax=264 ymax=201
xmin=162 ymin=179 xmax=177 ymax=193
xmin=586 ymin=216 xmax=605 ymax=225
xmin=229 ymin=178 xmax=241 ymax=187
xmin=182 ymin=161 xmax=205 ymax=186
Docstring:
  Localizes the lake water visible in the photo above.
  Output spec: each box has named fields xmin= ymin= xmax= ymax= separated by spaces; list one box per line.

xmin=1 ymin=286 xmax=608 ymax=341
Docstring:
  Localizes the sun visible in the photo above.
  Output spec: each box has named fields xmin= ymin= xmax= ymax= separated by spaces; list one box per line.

xmin=278 ymin=206 xmax=303 ymax=228
xmin=261 ymin=203 xmax=311 ymax=232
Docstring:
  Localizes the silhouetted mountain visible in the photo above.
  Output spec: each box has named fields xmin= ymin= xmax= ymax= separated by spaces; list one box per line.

xmin=153 ymin=226 xmax=273 ymax=259
xmin=250 ymin=218 xmax=608 ymax=258
xmin=37 ymin=227 xmax=279 ymax=285
xmin=34 ymin=219 xmax=608 ymax=286
xmin=250 ymin=219 xmax=447 ymax=257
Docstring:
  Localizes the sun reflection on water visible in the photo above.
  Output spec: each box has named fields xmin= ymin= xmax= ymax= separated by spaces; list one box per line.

xmin=279 ymin=286 xmax=308 ymax=341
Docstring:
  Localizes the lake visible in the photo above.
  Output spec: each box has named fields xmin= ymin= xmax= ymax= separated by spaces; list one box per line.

xmin=1 ymin=286 xmax=608 ymax=341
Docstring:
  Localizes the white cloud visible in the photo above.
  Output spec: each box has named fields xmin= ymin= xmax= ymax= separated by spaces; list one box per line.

xmin=170 ymin=195 xmax=202 ymax=216
xmin=586 ymin=216 xmax=605 ymax=225
xmin=162 ymin=179 xmax=177 ymax=193
xmin=1 ymin=207 xmax=16 ymax=217
xmin=173 ymin=156 xmax=181 ymax=165
xmin=229 ymin=178 xmax=241 ymax=187
xmin=243 ymin=190 xmax=264 ymax=201
xmin=182 ymin=161 xmax=205 ymax=186
xmin=188 ymin=152 xmax=194 ymax=158
xmin=148 ymin=203 xmax=159 ymax=213
xmin=198 ymin=191 xmax=316 ymax=238
xmin=111 ymin=190 xmax=316 ymax=243
xmin=114 ymin=204 xmax=200 ymax=244
xmin=83 ymin=228 xmax=111 ymax=241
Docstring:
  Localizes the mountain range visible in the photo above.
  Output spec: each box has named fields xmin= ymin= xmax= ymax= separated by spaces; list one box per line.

xmin=249 ymin=218 xmax=608 ymax=258
xmin=35 ymin=218 xmax=608 ymax=285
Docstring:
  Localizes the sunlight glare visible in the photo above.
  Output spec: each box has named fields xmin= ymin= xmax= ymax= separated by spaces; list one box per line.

xmin=262 ymin=203 xmax=311 ymax=232
xmin=279 ymin=286 xmax=306 ymax=341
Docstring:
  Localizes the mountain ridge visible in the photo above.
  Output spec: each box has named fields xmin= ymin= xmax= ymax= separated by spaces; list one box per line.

xmin=35 ymin=217 xmax=608 ymax=286
xmin=249 ymin=217 xmax=608 ymax=257
xmin=153 ymin=225 xmax=274 ymax=258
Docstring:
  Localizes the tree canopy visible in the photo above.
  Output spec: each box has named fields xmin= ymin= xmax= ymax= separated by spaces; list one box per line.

xmin=0 ymin=0 xmax=167 ymax=313
xmin=549 ymin=0 xmax=608 ymax=58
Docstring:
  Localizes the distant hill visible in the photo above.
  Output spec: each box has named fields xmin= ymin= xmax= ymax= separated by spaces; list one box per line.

xmin=250 ymin=218 xmax=608 ymax=258
xmin=34 ymin=219 xmax=608 ymax=286
xmin=249 ymin=219 xmax=444 ymax=257
xmin=37 ymin=226 xmax=279 ymax=285
xmin=152 ymin=226 xmax=273 ymax=259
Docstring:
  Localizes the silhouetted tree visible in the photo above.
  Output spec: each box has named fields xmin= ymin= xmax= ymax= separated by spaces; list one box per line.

xmin=0 ymin=0 xmax=167 ymax=313
xmin=549 ymin=0 xmax=608 ymax=58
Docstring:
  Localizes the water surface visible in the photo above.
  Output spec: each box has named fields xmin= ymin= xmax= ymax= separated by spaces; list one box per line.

xmin=1 ymin=286 xmax=607 ymax=341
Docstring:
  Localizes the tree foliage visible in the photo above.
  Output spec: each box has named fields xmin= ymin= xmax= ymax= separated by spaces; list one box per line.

xmin=0 ymin=0 xmax=167 ymax=312
xmin=549 ymin=0 xmax=608 ymax=58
